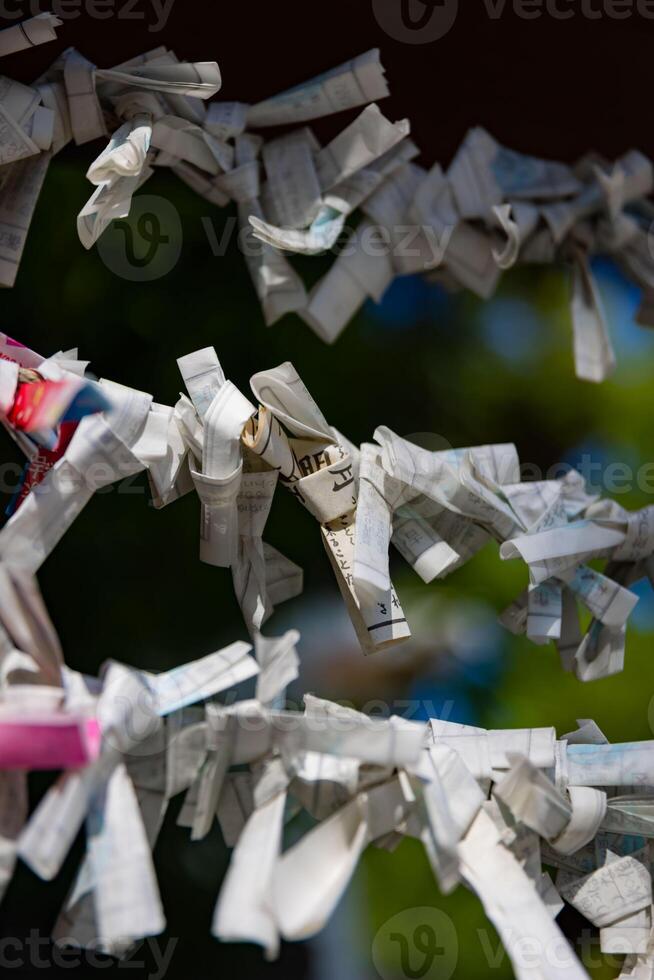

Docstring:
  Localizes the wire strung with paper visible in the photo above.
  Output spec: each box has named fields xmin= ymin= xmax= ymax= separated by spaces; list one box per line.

xmin=1 ymin=581 xmax=654 ymax=980
xmin=2 ymin=15 xmax=654 ymax=380
xmin=0 ymin=332 xmax=653 ymax=685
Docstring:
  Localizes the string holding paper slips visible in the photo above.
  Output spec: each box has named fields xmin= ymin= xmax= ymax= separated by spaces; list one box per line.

xmin=0 ymin=331 xmax=653 ymax=681
xmin=1 ymin=585 xmax=654 ymax=980
xmin=2 ymin=15 xmax=654 ymax=378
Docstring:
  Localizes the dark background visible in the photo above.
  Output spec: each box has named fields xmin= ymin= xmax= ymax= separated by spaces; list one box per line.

xmin=2 ymin=2 xmax=654 ymax=978
xmin=4 ymin=0 xmax=654 ymax=164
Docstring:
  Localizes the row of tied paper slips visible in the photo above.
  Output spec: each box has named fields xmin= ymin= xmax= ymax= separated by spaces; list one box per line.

xmin=2 ymin=13 xmax=654 ymax=379
xmin=0 ymin=332 xmax=651 ymax=978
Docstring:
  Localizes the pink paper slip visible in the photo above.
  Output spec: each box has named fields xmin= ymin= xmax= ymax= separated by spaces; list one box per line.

xmin=0 ymin=716 xmax=101 ymax=769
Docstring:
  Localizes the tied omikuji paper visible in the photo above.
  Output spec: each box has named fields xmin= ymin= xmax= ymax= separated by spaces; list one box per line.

xmin=1 ymin=16 xmax=654 ymax=378
xmin=2 ymin=589 xmax=654 ymax=980
xmin=0 ymin=331 xmax=652 ymax=683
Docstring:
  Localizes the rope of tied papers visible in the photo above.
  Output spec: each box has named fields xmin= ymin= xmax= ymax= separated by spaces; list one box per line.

xmin=1 ymin=334 xmax=654 ymax=681
xmin=3 ymin=16 xmax=654 ymax=380
xmin=0 ymin=336 xmax=653 ymax=978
